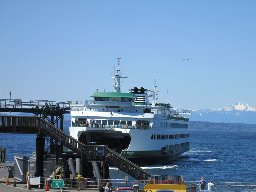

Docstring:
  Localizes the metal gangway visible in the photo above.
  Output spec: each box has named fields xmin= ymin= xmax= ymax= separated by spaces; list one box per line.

xmin=39 ymin=116 xmax=152 ymax=180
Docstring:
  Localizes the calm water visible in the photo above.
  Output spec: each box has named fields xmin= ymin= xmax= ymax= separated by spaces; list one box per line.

xmin=1 ymin=122 xmax=256 ymax=183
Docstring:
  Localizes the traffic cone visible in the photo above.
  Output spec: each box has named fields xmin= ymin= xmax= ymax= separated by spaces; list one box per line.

xmin=6 ymin=177 xmax=10 ymax=185
xmin=13 ymin=177 xmax=17 ymax=187
xmin=45 ymin=184 xmax=50 ymax=191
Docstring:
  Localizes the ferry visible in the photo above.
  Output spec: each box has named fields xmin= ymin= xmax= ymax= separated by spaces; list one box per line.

xmin=69 ymin=59 xmax=190 ymax=164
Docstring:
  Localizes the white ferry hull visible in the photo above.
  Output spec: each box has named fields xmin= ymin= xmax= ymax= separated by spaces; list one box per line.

xmin=69 ymin=123 xmax=189 ymax=164
xmin=69 ymin=60 xmax=190 ymax=164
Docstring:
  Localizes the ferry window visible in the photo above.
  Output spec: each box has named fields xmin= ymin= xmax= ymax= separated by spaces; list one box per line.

xmin=181 ymin=134 xmax=189 ymax=138
xmin=136 ymin=120 xmax=150 ymax=129
xmin=108 ymin=120 xmax=113 ymax=125
xmin=171 ymin=123 xmax=188 ymax=128
xmin=144 ymin=108 xmax=151 ymax=113
xmin=169 ymin=135 xmax=174 ymax=139
xmin=175 ymin=134 xmax=180 ymax=139
xmin=120 ymin=121 xmax=126 ymax=125
xmin=151 ymin=135 xmax=153 ymax=139
xmin=121 ymin=97 xmax=132 ymax=102
xmin=102 ymin=120 xmax=107 ymax=125
xmin=96 ymin=120 xmax=101 ymax=124
xmin=114 ymin=120 xmax=120 ymax=125
xmin=127 ymin=121 xmax=132 ymax=126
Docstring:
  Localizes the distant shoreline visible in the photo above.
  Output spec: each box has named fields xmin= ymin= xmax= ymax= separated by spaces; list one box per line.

xmin=189 ymin=121 xmax=256 ymax=130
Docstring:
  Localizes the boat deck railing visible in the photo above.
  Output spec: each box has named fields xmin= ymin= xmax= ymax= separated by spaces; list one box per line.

xmin=71 ymin=123 xmax=152 ymax=130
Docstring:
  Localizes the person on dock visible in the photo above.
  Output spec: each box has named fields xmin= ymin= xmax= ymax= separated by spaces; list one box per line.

xmin=208 ymin=181 xmax=215 ymax=191
xmin=104 ymin=182 xmax=111 ymax=192
xmin=199 ymin=177 xmax=206 ymax=191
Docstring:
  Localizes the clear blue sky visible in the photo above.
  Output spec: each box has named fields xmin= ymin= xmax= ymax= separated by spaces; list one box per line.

xmin=1 ymin=1 xmax=256 ymax=109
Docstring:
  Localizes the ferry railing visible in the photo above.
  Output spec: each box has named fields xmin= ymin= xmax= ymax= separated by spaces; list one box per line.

xmin=42 ymin=177 xmax=147 ymax=191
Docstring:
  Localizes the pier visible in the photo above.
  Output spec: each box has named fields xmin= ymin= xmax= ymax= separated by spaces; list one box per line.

xmin=0 ymin=99 xmax=151 ymax=184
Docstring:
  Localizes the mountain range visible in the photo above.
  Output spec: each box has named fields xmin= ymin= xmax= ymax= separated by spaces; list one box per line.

xmin=190 ymin=102 xmax=256 ymax=124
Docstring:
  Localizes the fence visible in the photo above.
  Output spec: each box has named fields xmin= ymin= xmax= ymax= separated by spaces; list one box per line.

xmin=186 ymin=181 xmax=256 ymax=192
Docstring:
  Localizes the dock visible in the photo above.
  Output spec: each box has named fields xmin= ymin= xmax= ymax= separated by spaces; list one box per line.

xmin=0 ymin=98 xmax=151 ymax=191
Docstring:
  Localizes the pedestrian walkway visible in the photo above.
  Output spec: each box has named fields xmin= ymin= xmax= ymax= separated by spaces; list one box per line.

xmin=0 ymin=182 xmax=98 ymax=192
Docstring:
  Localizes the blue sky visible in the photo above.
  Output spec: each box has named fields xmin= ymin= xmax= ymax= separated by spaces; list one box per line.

xmin=1 ymin=1 xmax=256 ymax=109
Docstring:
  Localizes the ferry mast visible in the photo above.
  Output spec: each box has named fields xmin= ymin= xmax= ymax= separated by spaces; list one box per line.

xmin=113 ymin=57 xmax=127 ymax=92
xmin=149 ymin=79 xmax=159 ymax=106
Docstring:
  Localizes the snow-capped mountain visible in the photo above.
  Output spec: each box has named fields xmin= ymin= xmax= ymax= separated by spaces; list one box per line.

xmin=190 ymin=103 xmax=256 ymax=124
xmin=222 ymin=102 xmax=256 ymax=112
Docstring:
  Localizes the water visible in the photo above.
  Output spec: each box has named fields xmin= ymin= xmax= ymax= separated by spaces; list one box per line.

xmin=1 ymin=122 xmax=256 ymax=184
xmin=109 ymin=127 xmax=256 ymax=184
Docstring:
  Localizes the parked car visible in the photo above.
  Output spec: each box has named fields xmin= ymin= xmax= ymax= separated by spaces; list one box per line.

xmin=115 ymin=186 xmax=133 ymax=192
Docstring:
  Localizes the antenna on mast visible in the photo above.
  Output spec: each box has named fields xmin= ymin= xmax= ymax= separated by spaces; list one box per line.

xmin=149 ymin=79 xmax=159 ymax=106
xmin=113 ymin=57 xmax=127 ymax=92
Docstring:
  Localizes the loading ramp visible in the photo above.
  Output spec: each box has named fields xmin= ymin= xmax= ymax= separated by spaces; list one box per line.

xmin=39 ymin=117 xmax=151 ymax=180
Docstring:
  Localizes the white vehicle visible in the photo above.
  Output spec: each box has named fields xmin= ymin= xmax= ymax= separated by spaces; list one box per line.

xmin=69 ymin=59 xmax=189 ymax=164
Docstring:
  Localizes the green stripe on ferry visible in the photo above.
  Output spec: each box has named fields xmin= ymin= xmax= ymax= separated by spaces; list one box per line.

xmin=92 ymin=92 xmax=135 ymax=98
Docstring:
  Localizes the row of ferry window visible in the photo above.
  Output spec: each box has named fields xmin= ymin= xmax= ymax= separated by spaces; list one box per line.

xmin=73 ymin=118 xmax=150 ymax=128
xmin=94 ymin=97 xmax=133 ymax=102
xmin=73 ymin=118 xmax=188 ymax=129
xmin=151 ymin=134 xmax=189 ymax=140
xmin=160 ymin=122 xmax=188 ymax=128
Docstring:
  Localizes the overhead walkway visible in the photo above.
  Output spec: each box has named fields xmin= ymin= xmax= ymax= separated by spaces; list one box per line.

xmin=39 ymin=117 xmax=151 ymax=180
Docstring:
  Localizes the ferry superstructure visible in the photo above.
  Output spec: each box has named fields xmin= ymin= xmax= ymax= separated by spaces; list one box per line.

xmin=69 ymin=59 xmax=189 ymax=163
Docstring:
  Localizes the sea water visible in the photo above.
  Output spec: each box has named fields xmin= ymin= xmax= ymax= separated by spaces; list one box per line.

xmin=1 ymin=122 xmax=256 ymax=184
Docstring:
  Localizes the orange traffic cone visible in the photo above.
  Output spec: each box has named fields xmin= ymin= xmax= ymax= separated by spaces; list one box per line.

xmin=6 ymin=177 xmax=10 ymax=185
xmin=45 ymin=184 xmax=49 ymax=191
xmin=13 ymin=177 xmax=17 ymax=187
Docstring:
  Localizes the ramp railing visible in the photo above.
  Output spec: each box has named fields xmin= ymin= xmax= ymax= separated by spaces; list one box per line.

xmin=39 ymin=117 xmax=151 ymax=180
xmin=105 ymin=147 xmax=151 ymax=180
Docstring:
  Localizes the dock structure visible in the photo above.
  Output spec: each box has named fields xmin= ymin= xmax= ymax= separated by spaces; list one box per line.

xmin=0 ymin=99 xmax=70 ymax=156
xmin=0 ymin=99 xmax=70 ymax=115
xmin=0 ymin=147 xmax=6 ymax=163
xmin=0 ymin=115 xmax=151 ymax=180
xmin=0 ymin=99 xmax=151 ymax=181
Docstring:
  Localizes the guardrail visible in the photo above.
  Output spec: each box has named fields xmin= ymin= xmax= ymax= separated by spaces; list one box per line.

xmin=186 ymin=181 xmax=256 ymax=192
xmin=29 ymin=177 xmax=256 ymax=192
